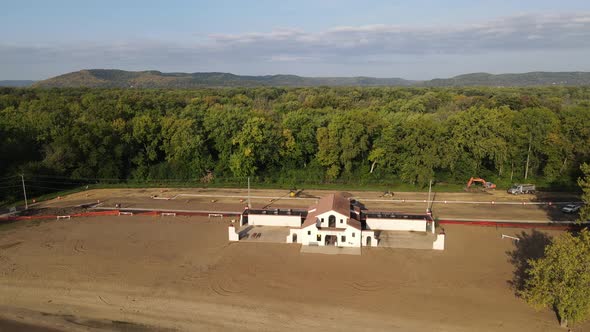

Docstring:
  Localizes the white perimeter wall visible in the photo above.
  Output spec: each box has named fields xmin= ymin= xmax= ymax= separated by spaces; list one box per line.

xmin=366 ymin=218 xmax=426 ymax=232
xmin=248 ymin=214 xmax=302 ymax=227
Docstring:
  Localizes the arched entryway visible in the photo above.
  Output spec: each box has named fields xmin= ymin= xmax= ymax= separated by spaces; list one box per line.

xmin=366 ymin=236 xmax=372 ymax=246
xmin=292 ymin=233 xmax=297 ymax=243
xmin=325 ymin=235 xmax=337 ymax=246
xmin=328 ymin=215 xmax=336 ymax=228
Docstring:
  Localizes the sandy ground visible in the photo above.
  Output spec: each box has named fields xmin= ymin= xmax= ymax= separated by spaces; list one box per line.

xmin=34 ymin=188 xmax=581 ymax=222
xmin=1 ymin=216 xmax=588 ymax=331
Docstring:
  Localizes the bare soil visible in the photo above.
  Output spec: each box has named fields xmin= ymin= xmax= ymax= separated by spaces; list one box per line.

xmin=33 ymin=188 xmax=581 ymax=222
xmin=0 ymin=216 xmax=588 ymax=331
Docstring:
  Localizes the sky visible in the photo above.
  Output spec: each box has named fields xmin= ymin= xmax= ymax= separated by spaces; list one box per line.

xmin=2 ymin=0 xmax=590 ymax=80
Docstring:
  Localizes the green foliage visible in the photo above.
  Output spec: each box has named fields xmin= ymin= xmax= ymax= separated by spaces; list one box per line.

xmin=1 ymin=86 xmax=590 ymax=202
xmin=33 ymin=69 xmax=590 ymax=88
xmin=578 ymin=163 xmax=590 ymax=223
xmin=520 ymin=229 xmax=590 ymax=326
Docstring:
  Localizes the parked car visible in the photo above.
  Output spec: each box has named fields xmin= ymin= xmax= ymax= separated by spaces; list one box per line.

xmin=561 ymin=204 xmax=582 ymax=213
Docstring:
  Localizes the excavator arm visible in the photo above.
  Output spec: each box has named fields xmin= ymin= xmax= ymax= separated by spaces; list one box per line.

xmin=466 ymin=177 xmax=496 ymax=189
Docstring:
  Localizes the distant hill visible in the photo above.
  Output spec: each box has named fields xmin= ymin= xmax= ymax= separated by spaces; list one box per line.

xmin=422 ymin=72 xmax=590 ymax=87
xmin=32 ymin=69 xmax=590 ymax=88
xmin=0 ymin=80 xmax=34 ymax=87
xmin=33 ymin=70 xmax=414 ymax=88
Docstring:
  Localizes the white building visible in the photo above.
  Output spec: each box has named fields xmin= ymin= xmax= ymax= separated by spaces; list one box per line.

xmin=285 ymin=193 xmax=377 ymax=247
xmin=234 ymin=192 xmax=442 ymax=250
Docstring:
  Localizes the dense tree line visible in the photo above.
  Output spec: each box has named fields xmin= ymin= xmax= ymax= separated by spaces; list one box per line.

xmin=1 ymin=86 xmax=590 ymax=202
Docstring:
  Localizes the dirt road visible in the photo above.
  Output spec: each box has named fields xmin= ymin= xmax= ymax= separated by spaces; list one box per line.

xmin=0 ymin=216 xmax=587 ymax=331
xmin=36 ymin=188 xmax=581 ymax=222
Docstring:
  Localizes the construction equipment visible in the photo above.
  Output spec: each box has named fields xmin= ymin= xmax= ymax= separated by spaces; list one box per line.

xmin=507 ymin=184 xmax=535 ymax=195
xmin=289 ymin=188 xmax=303 ymax=197
xmin=465 ymin=177 xmax=496 ymax=191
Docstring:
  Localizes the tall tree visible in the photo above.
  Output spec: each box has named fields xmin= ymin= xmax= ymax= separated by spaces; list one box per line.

xmin=229 ymin=116 xmax=281 ymax=177
xmin=578 ymin=163 xmax=590 ymax=223
xmin=520 ymin=229 xmax=590 ymax=327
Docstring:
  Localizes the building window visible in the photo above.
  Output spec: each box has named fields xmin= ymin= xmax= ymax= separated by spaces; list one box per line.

xmin=328 ymin=215 xmax=336 ymax=228
xmin=341 ymin=235 xmax=346 ymax=242
xmin=308 ymin=230 xmax=311 ymax=235
xmin=317 ymin=234 xmax=321 ymax=241
xmin=352 ymin=233 xmax=355 ymax=237
xmin=340 ymin=219 xmax=343 ymax=224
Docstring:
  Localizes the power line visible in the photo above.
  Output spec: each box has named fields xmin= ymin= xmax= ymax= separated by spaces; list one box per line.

xmin=27 ymin=179 xmax=91 ymax=185
xmin=31 ymin=174 xmax=123 ymax=181
xmin=0 ymin=185 xmax=21 ymax=189
xmin=26 ymin=184 xmax=85 ymax=191
xmin=21 ymin=174 xmax=28 ymax=210
xmin=0 ymin=179 xmax=19 ymax=186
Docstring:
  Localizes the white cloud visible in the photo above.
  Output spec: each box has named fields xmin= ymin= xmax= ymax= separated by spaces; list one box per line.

xmin=1 ymin=12 xmax=590 ymax=79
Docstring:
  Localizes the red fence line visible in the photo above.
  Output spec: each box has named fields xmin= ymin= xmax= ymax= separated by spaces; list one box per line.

xmin=438 ymin=219 xmax=583 ymax=230
xmin=0 ymin=209 xmax=241 ymax=222
xmin=0 ymin=210 xmax=121 ymax=222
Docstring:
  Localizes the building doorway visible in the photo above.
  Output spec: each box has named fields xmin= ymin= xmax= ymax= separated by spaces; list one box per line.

xmin=366 ymin=236 xmax=372 ymax=246
xmin=328 ymin=215 xmax=336 ymax=228
xmin=292 ymin=233 xmax=297 ymax=243
xmin=325 ymin=235 xmax=337 ymax=246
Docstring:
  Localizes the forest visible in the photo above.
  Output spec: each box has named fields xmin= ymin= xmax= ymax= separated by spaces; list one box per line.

xmin=1 ymin=86 xmax=590 ymax=204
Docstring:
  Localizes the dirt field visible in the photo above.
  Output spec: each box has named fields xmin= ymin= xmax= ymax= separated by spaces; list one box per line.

xmin=34 ymin=187 xmax=581 ymax=222
xmin=1 ymin=215 xmax=588 ymax=331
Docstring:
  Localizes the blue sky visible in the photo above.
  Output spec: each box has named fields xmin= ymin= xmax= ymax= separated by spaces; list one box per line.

xmin=2 ymin=0 xmax=590 ymax=79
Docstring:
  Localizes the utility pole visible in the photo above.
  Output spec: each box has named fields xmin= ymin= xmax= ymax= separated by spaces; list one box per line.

xmin=247 ymin=177 xmax=251 ymax=209
xmin=427 ymin=179 xmax=432 ymax=211
xmin=21 ymin=174 xmax=28 ymax=210
xmin=427 ymin=179 xmax=434 ymax=234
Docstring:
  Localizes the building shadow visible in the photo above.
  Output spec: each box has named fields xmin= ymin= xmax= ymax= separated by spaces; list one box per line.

xmin=506 ymin=229 xmax=552 ymax=292
xmin=238 ymin=225 xmax=254 ymax=239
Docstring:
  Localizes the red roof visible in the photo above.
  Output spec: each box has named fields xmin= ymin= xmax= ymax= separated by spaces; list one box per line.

xmin=315 ymin=193 xmax=351 ymax=216
xmin=299 ymin=192 xmax=356 ymax=229
xmin=301 ymin=209 xmax=319 ymax=229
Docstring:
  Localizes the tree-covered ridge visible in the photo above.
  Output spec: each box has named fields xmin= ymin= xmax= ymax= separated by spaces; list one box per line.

xmin=33 ymin=69 xmax=590 ymax=88
xmin=33 ymin=70 xmax=414 ymax=88
xmin=1 ymin=86 xmax=590 ymax=201
xmin=422 ymin=72 xmax=590 ymax=87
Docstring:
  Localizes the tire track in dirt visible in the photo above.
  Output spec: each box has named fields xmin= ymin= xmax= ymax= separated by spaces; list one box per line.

xmin=73 ymin=240 xmax=86 ymax=253
xmin=0 ymin=241 xmax=23 ymax=250
xmin=347 ymin=280 xmax=387 ymax=292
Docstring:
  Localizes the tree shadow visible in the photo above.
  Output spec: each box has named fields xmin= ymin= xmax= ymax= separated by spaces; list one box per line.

xmin=532 ymin=191 xmax=579 ymax=222
xmin=506 ymin=229 xmax=552 ymax=292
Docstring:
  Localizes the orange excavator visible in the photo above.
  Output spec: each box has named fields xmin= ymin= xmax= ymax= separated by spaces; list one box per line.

xmin=465 ymin=177 xmax=496 ymax=191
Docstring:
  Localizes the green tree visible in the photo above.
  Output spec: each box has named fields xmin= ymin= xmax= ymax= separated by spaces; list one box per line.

xmin=520 ymin=229 xmax=590 ymax=327
xmin=316 ymin=110 xmax=380 ymax=179
xmin=513 ymin=107 xmax=560 ymax=180
xmin=160 ymin=116 xmax=209 ymax=178
xmin=578 ymin=163 xmax=590 ymax=223
xmin=281 ymin=109 xmax=324 ymax=168
xmin=229 ymin=116 xmax=281 ymax=177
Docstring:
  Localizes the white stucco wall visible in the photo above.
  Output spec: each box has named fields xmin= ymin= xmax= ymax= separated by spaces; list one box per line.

xmin=366 ymin=218 xmax=427 ymax=232
xmin=228 ymin=225 xmax=239 ymax=241
xmin=289 ymin=223 xmax=362 ymax=247
xmin=362 ymin=230 xmax=378 ymax=247
xmin=433 ymin=234 xmax=445 ymax=250
xmin=316 ymin=211 xmax=349 ymax=228
xmin=248 ymin=214 xmax=302 ymax=227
